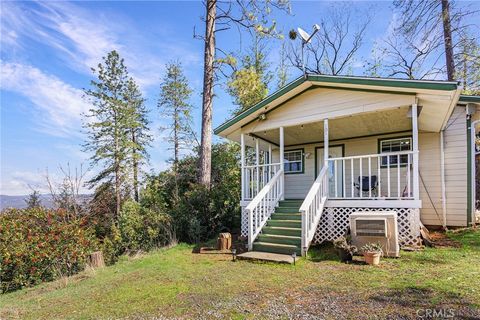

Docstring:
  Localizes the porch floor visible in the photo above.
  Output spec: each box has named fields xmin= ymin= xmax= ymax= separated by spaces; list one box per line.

xmin=237 ymin=251 xmax=295 ymax=264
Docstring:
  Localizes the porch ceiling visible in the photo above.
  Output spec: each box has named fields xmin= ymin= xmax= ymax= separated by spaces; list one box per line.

xmin=252 ymin=106 xmax=412 ymax=147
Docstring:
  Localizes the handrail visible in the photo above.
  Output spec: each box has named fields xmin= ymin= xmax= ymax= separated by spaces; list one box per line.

xmin=300 ymin=165 xmax=329 ymax=257
xmin=246 ymin=169 xmax=284 ymax=250
xmin=329 ymin=150 xmax=415 ymax=161
xmin=326 ymin=150 xmax=417 ymax=200
xmin=243 ymin=162 xmax=281 ymax=169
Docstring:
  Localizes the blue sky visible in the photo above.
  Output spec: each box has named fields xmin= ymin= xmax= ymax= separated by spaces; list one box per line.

xmin=1 ymin=1 xmax=478 ymax=195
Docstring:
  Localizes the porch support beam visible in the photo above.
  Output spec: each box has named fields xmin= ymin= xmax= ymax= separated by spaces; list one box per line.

xmin=280 ymin=126 xmax=285 ymax=200
xmin=241 ymin=133 xmax=245 ymax=201
xmin=412 ymin=103 xmax=420 ymax=200
xmin=324 ymin=119 xmax=329 ymax=169
xmin=255 ymin=138 xmax=260 ymax=193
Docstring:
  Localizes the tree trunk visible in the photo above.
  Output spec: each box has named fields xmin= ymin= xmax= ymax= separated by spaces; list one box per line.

xmin=114 ymin=112 xmax=121 ymax=218
xmin=132 ymin=130 xmax=139 ymax=202
xmin=198 ymin=0 xmax=216 ymax=188
xmin=88 ymin=251 xmax=105 ymax=268
xmin=441 ymin=0 xmax=455 ymax=81
xmin=174 ymin=110 xmax=179 ymax=200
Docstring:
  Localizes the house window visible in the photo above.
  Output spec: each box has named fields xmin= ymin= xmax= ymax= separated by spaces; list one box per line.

xmin=379 ymin=137 xmax=412 ymax=166
xmin=284 ymin=149 xmax=303 ymax=173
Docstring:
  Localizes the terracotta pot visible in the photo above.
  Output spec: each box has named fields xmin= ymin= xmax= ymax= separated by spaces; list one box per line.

xmin=363 ymin=251 xmax=381 ymax=265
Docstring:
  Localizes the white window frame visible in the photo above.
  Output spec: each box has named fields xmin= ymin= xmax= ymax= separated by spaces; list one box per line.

xmin=380 ymin=137 xmax=412 ymax=167
xmin=284 ymin=149 xmax=303 ymax=174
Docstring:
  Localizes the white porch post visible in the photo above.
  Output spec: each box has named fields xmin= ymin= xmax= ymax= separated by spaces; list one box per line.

xmin=324 ymin=119 xmax=329 ymax=167
xmin=240 ymin=133 xmax=245 ymax=201
xmin=280 ymin=127 xmax=285 ymax=200
xmin=268 ymin=143 xmax=272 ymax=178
xmin=255 ymin=138 xmax=260 ymax=193
xmin=412 ymin=104 xmax=420 ymax=200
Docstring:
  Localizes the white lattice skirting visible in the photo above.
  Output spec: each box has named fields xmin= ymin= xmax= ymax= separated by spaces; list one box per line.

xmin=241 ymin=206 xmax=421 ymax=247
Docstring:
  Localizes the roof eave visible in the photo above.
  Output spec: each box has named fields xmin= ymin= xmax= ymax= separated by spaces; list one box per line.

xmin=214 ymin=74 xmax=460 ymax=136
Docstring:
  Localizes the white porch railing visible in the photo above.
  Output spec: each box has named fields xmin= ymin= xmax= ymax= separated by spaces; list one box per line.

xmin=246 ymin=169 xmax=284 ymax=250
xmin=242 ymin=163 xmax=281 ymax=200
xmin=327 ymin=151 xmax=416 ymax=200
xmin=300 ymin=165 xmax=329 ymax=257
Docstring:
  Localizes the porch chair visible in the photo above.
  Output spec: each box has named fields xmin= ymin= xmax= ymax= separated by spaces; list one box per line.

xmin=354 ymin=175 xmax=378 ymax=197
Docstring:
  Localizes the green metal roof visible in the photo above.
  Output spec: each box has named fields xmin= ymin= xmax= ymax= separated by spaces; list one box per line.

xmin=214 ymin=74 xmax=459 ymax=135
xmin=459 ymin=95 xmax=480 ymax=103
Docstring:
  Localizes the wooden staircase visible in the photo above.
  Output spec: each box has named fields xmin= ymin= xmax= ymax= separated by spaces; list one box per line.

xmin=252 ymin=200 xmax=303 ymax=256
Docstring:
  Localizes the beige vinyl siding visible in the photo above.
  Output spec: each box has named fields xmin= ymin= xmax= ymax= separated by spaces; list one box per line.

xmin=443 ymin=106 xmax=468 ymax=226
xmin=418 ymin=132 xmax=444 ymax=226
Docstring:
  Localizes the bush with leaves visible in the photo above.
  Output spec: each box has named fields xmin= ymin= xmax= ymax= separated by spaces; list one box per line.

xmin=118 ymin=200 xmax=173 ymax=252
xmin=142 ymin=142 xmax=241 ymax=243
xmin=0 ymin=208 xmax=97 ymax=293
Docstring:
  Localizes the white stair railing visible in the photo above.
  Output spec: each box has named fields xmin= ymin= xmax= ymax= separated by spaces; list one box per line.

xmin=246 ymin=169 xmax=284 ymax=251
xmin=300 ymin=165 xmax=329 ymax=257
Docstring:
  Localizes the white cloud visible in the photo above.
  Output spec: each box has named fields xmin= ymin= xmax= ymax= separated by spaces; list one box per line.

xmin=0 ymin=61 xmax=90 ymax=137
xmin=0 ymin=170 xmax=48 ymax=196
xmin=0 ymin=1 xmax=200 ymax=89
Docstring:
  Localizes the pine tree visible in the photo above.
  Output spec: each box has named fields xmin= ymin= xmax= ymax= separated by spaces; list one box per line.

xmin=25 ymin=190 xmax=42 ymax=209
xmin=158 ymin=62 xmax=194 ymax=191
xmin=124 ymin=78 xmax=152 ymax=202
xmin=83 ymin=50 xmax=132 ymax=217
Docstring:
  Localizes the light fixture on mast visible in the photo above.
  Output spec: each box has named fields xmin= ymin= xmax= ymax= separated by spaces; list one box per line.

xmin=294 ymin=24 xmax=320 ymax=78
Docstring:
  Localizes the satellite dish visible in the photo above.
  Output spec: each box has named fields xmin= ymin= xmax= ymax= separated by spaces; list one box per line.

xmin=297 ymin=27 xmax=311 ymax=43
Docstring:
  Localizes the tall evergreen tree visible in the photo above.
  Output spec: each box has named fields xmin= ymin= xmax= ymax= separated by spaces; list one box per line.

xmin=124 ymin=78 xmax=152 ymax=202
xmin=83 ymin=50 xmax=131 ymax=217
xmin=158 ymin=62 xmax=194 ymax=188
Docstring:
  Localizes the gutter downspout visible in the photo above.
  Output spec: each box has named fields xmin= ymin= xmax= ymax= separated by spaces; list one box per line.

xmin=440 ymin=130 xmax=447 ymax=229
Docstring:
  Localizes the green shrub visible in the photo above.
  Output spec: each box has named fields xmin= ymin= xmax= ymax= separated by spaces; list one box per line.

xmin=0 ymin=208 xmax=97 ymax=293
xmin=142 ymin=142 xmax=241 ymax=243
xmin=118 ymin=200 xmax=173 ymax=252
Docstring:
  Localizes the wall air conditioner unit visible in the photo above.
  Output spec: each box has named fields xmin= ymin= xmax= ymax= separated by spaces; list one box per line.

xmin=350 ymin=211 xmax=399 ymax=257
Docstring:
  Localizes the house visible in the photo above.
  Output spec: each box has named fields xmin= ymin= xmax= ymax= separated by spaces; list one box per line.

xmin=214 ymin=74 xmax=480 ymax=257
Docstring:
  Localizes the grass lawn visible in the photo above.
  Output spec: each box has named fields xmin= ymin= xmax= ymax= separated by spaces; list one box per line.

xmin=1 ymin=229 xmax=479 ymax=319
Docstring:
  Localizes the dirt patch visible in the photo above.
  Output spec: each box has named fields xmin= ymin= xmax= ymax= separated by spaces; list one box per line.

xmin=429 ymin=231 xmax=462 ymax=248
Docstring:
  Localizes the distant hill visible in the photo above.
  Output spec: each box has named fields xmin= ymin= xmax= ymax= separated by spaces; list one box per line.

xmin=0 ymin=194 xmax=91 ymax=211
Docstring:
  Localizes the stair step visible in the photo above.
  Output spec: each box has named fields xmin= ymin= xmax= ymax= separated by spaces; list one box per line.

xmin=275 ymin=207 xmax=300 ymax=213
xmin=262 ymin=226 xmax=301 ymax=237
xmin=267 ymin=220 xmax=301 ymax=228
xmin=257 ymin=234 xmax=301 ymax=246
xmin=270 ymin=213 xmax=301 ymax=221
xmin=253 ymin=242 xmax=300 ymax=255
xmin=278 ymin=200 xmax=303 ymax=207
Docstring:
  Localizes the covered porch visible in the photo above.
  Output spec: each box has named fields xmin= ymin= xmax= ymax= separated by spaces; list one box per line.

xmin=239 ymin=103 xmax=421 ymax=207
